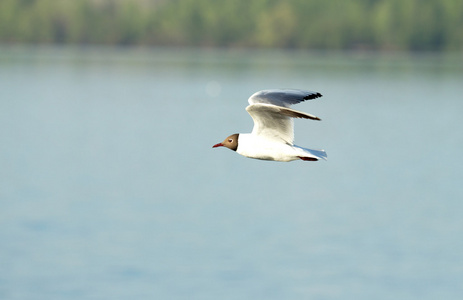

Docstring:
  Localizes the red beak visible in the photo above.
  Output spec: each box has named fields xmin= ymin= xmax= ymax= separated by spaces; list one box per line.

xmin=212 ymin=143 xmax=223 ymax=148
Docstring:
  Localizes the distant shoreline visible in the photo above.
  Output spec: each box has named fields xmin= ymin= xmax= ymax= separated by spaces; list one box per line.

xmin=1 ymin=0 xmax=462 ymax=52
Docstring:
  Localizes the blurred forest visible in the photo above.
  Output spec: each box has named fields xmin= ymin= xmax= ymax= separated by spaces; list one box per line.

xmin=1 ymin=0 xmax=462 ymax=51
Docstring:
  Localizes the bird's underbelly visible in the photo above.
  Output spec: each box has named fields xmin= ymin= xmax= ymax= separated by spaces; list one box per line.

xmin=236 ymin=138 xmax=301 ymax=162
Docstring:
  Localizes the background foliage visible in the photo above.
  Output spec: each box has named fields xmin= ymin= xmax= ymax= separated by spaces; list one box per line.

xmin=1 ymin=0 xmax=462 ymax=51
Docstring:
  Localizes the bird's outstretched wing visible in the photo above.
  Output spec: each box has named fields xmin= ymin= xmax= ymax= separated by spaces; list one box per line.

xmin=246 ymin=103 xmax=320 ymax=144
xmin=246 ymin=89 xmax=322 ymax=144
xmin=248 ymin=89 xmax=322 ymax=108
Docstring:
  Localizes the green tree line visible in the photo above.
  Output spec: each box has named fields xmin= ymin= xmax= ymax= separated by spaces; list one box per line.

xmin=1 ymin=0 xmax=462 ymax=51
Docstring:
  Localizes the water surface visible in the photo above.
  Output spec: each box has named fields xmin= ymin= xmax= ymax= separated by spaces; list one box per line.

xmin=1 ymin=47 xmax=462 ymax=299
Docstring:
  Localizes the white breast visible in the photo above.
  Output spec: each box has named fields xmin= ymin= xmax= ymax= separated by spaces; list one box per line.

xmin=236 ymin=133 xmax=302 ymax=162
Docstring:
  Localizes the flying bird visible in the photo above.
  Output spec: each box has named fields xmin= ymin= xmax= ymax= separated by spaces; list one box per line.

xmin=213 ymin=89 xmax=327 ymax=162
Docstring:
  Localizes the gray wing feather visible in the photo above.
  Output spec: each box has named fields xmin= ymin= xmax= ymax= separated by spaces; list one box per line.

xmin=248 ymin=89 xmax=322 ymax=108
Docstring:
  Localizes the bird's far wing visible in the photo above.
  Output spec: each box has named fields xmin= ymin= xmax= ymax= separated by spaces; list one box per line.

xmin=246 ymin=103 xmax=321 ymax=144
xmin=248 ymin=89 xmax=322 ymax=108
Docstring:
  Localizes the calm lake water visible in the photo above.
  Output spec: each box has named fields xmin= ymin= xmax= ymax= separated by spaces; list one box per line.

xmin=1 ymin=46 xmax=462 ymax=300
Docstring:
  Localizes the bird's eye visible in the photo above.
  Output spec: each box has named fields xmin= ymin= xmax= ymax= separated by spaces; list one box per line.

xmin=228 ymin=139 xmax=233 ymax=143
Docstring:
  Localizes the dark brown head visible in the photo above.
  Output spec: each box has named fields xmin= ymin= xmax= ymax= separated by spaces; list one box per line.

xmin=212 ymin=133 xmax=239 ymax=151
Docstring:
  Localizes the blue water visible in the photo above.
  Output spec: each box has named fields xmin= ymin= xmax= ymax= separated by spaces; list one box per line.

xmin=1 ymin=46 xmax=462 ymax=299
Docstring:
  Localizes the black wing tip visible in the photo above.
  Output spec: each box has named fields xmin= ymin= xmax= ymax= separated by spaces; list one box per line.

xmin=303 ymin=92 xmax=323 ymax=100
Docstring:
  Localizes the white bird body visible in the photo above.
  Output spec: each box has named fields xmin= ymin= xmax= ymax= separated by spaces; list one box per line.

xmin=213 ymin=89 xmax=327 ymax=162
xmin=236 ymin=133 xmax=325 ymax=162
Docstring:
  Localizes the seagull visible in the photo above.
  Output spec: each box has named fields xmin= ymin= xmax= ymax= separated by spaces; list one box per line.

xmin=213 ymin=89 xmax=327 ymax=162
